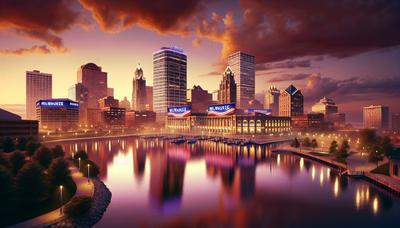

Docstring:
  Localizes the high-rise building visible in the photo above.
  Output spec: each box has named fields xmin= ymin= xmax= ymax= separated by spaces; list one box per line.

xmin=264 ymin=85 xmax=280 ymax=115
xmin=279 ymin=85 xmax=303 ymax=117
xmin=153 ymin=46 xmax=187 ymax=121
xmin=228 ymin=51 xmax=255 ymax=109
xmin=98 ymin=96 xmax=119 ymax=109
xmin=77 ymin=63 xmax=108 ymax=109
xmin=393 ymin=114 xmax=400 ymax=130
xmin=36 ymin=99 xmax=79 ymax=131
xmin=187 ymin=85 xmax=212 ymax=114
xmin=218 ymin=66 xmax=237 ymax=104
xmin=119 ymin=96 xmax=131 ymax=111
xmin=132 ymin=64 xmax=147 ymax=111
xmin=68 ymin=83 xmax=89 ymax=125
xmin=107 ymin=88 xmax=114 ymax=97
xmin=26 ymin=70 xmax=52 ymax=120
xmin=363 ymin=105 xmax=389 ymax=129
xmin=145 ymin=86 xmax=153 ymax=111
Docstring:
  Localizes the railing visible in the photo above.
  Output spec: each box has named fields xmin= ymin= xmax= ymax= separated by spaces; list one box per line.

xmin=364 ymin=172 xmax=400 ymax=194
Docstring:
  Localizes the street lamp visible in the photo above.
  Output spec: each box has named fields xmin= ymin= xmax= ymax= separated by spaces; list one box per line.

xmin=78 ymin=157 xmax=81 ymax=171
xmin=59 ymin=185 xmax=63 ymax=215
xmin=87 ymin=164 xmax=91 ymax=183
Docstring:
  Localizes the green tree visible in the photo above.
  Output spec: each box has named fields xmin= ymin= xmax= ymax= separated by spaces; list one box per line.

xmin=16 ymin=162 xmax=48 ymax=204
xmin=47 ymin=158 xmax=71 ymax=187
xmin=311 ymin=139 xmax=318 ymax=148
xmin=0 ymin=165 xmax=14 ymax=215
xmin=51 ymin=145 xmax=65 ymax=158
xmin=33 ymin=146 xmax=53 ymax=168
xmin=336 ymin=140 xmax=350 ymax=162
xmin=291 ymin=138 xmax=300 ymax=148
xmin=26 ymin=141 xmax=41 ymax=157
xmin=9 ymin=151 xmax=26 ymax=175
xmin=329 ymin=140 xmax=338 ymax=154
xmin=302 ymin=137 xmax=311 ymax=147
xmin=2 ymin=137 xmax=15 ymax=152
xmin=16 ymin=137 xmax=28 ymax=151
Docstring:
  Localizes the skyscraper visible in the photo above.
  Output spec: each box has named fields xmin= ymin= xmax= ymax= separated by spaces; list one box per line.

xmin=68 ymin=83 xmax=88 ymax=124
xmin=26 ymin=70 xmax=52 ymax=120
xmin=363 ymin=105 xmax=389 ymax=129
xmin=264 ymin=85 xmax=280 ymax=115
xmin=279 ymin=84 xmax=303 ymax=117
xmin=132 ymin=64 xmax=147 ymax=111
xmin=153 ymin=46 xmax=187 ymax=121
xmin=218 ymin=66 xmax=237 ymax=104
xmin=228 ymin=51 xmax=255 ymax=109
xmin=77 ymin=63 xmax=108 ymax=109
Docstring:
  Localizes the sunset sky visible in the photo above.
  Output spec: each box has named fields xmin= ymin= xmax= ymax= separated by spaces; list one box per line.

xmin=1 ymin=0 xmax=399 ymax=123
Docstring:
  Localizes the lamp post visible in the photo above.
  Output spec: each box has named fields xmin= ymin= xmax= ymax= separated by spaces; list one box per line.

xmin=78 ymin=157 xmax=81 ymax=171
xmin=59 ymin=185 xmax=63 ymax=215
xmin=87 ymin=164 xmax=91 ymax=183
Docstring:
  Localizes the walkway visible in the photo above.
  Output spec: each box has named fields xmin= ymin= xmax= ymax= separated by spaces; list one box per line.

xmin=10 ymin=163 xmax=94 ymax=228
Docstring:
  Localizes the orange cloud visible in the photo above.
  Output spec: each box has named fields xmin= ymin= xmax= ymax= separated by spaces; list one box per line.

xmin=0 ymin=45 xmax=51 ymax=56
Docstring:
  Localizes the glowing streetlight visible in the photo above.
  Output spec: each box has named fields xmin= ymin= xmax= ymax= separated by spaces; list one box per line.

xmin=59 ymin=185 xmax=64 ymax=214
xmin=71 ymin=152 xmax=75 ymax=159
xmin=87 ymin=164 xmax=91 ymax=183
xmin=78 ymin=157 xmax=81 ymax=171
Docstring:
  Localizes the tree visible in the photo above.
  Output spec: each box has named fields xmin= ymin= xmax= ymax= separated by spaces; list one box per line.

xmin=329 ymin=141 xmax=338 ymax=154
xmin=16 ymin=162 xmax=48 ymax=204
xmin=9 ymin=151 xmax=26 ymax=175
xmin=311 ymin=139 xmax=318 ymax=149
xmin=291 ymin=138 xmax=300 ymax=148
xmin=16 ymin=137 xmax=28 ymax=151
xmin=26 ymin=141 xmax=41 ymax=157
xmin=302 ymin=137 xmax=311 ymax=147
xmin=64 ymin=196 xmax=93 ymax=218
xmin=0 ymin=165 xmax=14 ymax=215
xmin=75 ymin=150 xmax=88 ymax=160
xmin=33 ymin=146 xmax=53 ymax=168
xmin=359 ymin=129 xmax=378 ymax=151
xmin=368 ymin=145 xmax=384 ymax=167
xmin=51 ymin=145 xmax=65 ymax=158
xmin=47 ymin=158 xmax=71 ymax=188
xmin=380 ymin=136 xmax=394 ymax=157
xmin=81 ymin=160 xmax=100 ymax=178
xmin=336 ymin=140 xmax=351 ymax=162
xmin=2 ymin=137 xmax=15 ymax=152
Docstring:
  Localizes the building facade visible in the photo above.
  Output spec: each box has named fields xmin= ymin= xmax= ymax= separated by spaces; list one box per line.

xmin=291 ymin=112 xmax=326 ymax=131
xmin=279 ymin=85 xmax=303 ymax=117
xmin=68 ymin=83 xmax=89 ymax=125
xmin=145 ymin=86 xmax=153 ymax=111
xmin=126 ymin=110 xmax=156 ymax=127
xmin=101 ymin=107 xmax=125 ymax=127
xmin=77 ymin=63 xmax=108 ymax=109
xmin=228 ymin=51 xmax=255 ymax=109
xmin=98 ymin=96 xmax=119 ymax=109
xmin=187 ymin=85 xmax=212 ymax=114
xmin=153 ymin=47 xmax=187 ymax=121
xmin=132 ymin=65 xmax=147 ymax=111
xmin=392 ymin=114 xmax=400 ymax=130
xmin=119 ymin=96 xmax=131 ymax=111
xmin=264 ymin=85 xmax=280 ymax=115
xmin=36 ymin=99 xmax=79 ymax=131
xmin=363 ymin=105 xmax=389 ymax=129
xmin=218 ymin=67 xmax=237 ymax=105
xmin=0 ymin=108 xmax=38 ymax=138
xmin=26 ymin=70 xmax=52 ymax=120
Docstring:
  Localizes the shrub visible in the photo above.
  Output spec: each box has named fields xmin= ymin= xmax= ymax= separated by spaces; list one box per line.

xmin=311 ymin=139 xmax=318 ymax=148
xmin=51 ymin=145 xmax=65 ymax=158
xmin=0 ymin=154 xmax=9 ymax=168
xmin=0 ymin=165 xmax=14 ymax=214
xmin=64 ymin=196 xmax=93 ymax=218
xmin=26 ymin=141 xmax=41 ymax=157
xmin=302 ymin=137 xmax=311 ymax=147
xmin=291 ymin=138 xmax=300 ymax=148
xmin=9 ymin=151 xmax=26 ymax=175
xmin=16 ymin=162 xmax=48 ymax=204
xmin=329 ymin=141 xmax=338 ymax=154
xmin=33 ymin=146 xmax=53 ymax=168
xmin=16 ymin=137 xmax=28 ymax=151
xmin=336 ymin=140 xmax=351 ymax=163
xmin=2 ymin=137 xmax=15 ymax=153
xmin=48 ymin=158 xmax=71 ymax=187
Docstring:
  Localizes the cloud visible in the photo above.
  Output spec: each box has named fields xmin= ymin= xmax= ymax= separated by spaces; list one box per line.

xmin=0 ymin=45 xmax=51 ymax=56
xmin=196 ymin=0 xmax=400 ymax=63
xmin=268 ymin=73 xmax=310 ymax=83
xmin=199 ymin=71 xmax=221 ymax=77
xmin=0 ymin=0 xmax=85 ymax=54
xmin=257 ymin=59 xmax=311 ymax=71
xmin=79 ymin=0 xmax=204 ymax=34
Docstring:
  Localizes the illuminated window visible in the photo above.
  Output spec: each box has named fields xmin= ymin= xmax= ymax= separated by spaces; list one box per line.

xmin=256 ymin=120 xmax=262 ymax=133
xmin=243 ymin=120 xmax=248 ymax=133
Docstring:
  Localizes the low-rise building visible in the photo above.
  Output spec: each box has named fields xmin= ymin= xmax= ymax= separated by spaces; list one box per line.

xmin=363 ymin=105 xmax=389 ymax=129
xmin=0 ymin=108 xmax=38 ymax=138
xmin=126 ymin=110 xmax=156 ymax=127
xmin=101 ymin=107 xmax=125 ymax=127
xmin=36 ymin=99 xmax=79 ymax=131
xmin=389 ymin=155 xmax=400 ymax=180
xmin=291 ymin=112 xmax=326 ymax=131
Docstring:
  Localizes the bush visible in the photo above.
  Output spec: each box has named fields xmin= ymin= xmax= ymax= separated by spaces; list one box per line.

xmin=16 ymin=162 xmax=48 ymax=204
xmin=0 ymin=154 xmax=9 ymax=168
xmin=291 ymin=138 xmax=300 ymax=148
xmin=329 ymin=141 xmax=338 ymax=154
xmin=0 ymin=165 xmax=14 ymax=214
xmin=2 ymin=137 xmax=15 ymax=153
xmin=16 ymin=137 xmax=28 ymax=151
xmin=33 ymin=146 xmax=53 ymax=168
xmin=64 ymin=196 xmax=93 ymax=218
xmin=311 ymin=139 xmax=318 ymax=148
xmin=75 ymin=150 xmax=88 ymax=160
xmin=9 ymin=151 xmax=26 ymax=175
xmin=302 ymin=137 xmax=311 ymax=147
xmin=47 ymin=158 xmax=71 ymax=188
xmin=51 ymin=145 xmax=65 ymax=158
xmin=336 ymin=140 xmax=351 ymax=163
xmin=26 ymin=141 xmax=41 ymax=157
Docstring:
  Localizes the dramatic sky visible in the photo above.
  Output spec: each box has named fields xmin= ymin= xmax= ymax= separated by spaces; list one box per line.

xmin=1 ymin=0 xmax=400 ymax=123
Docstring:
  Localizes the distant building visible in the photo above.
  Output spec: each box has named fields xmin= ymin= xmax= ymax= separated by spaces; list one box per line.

xmin=153 ymin=46 xmax=187 ymax=121
xmin=329 ymin=113 xmax=346 ymax=128
xmin=392 ymin=114 xmax=400 ymax=130
xmin=247 ymin=99 xmax=263 ymax=110
xmin=107 ymin=88 xmax=114 ymax=97
xmin=101 ymin=107 xmax=125 ymax=127
xmin=311 ymin=97 xmax=346 ymax=127
xmin=264 ymin=85 xmax=280 ymax=115
xmin=87 ymin=108 xmax=102 ymax=127
xmin=26 ymin=70 xmax=52 ymax=120
xmin=145 ymin=86 xmax=153 ymax=111
xmin=77 ymin=63 xmax=108 ymax=109
xmin=291 ymin=112 xmax=326 ymax=131
xmin=0 ymin=108 xmax=38 ymax=138
xmin=98 ymin=96 xmax=119 ymax=109
xmin=228 ymin=51 xmax=255 ymax=109
xmin=119 ymin=96 xmax=131 ymax=111
xmin=132 ymin=64 xmax=147 ymax=111
xmin=126 ymin=110 xmax=156 ymax=127
xmin=68 ymin=83 xmax=89 ymax=125
xmin=363 ymin=105 xmax=389 ymax=129
xmin=218 ymin=67 xmax=237 ymax=104
xmin=36 ymin=99 xmax=79 ymax=131
xmin=187 ymin=85 xmax=212 ymax=114
xmin=279 ymin=85 xmax=303 ymax=117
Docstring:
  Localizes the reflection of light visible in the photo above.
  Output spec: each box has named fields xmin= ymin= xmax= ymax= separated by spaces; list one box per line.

xmin=373 ymin=197 xmax=379 ymax=215
xmin=319 ymin=169 xmax=324 ymax=186
xmin=311 ymin=166 xmax=316 ymax=181
xmin=250 ymin=146 xmax=255 ymax=158
xmin=366 ymin=188 xmax=370 ymax=201
xmin=326 ymin=168 xmax=330 ymax=178
xmin=108 ymin=141 xmax=111 ymax=151
xmin=94 ymin=142 xmax=98 ymax=151
xmin=299 ymin=158 xmax=304 ymax=171
xmin=277 ymin=154 xmax=281 ymax=166
xmin=356 ymin=188 xmax=361 ymax=209
xmin=74 ymin=144 xmax=78 ymax=152
xmin=334 ymin=177 xmax=339 ymax=198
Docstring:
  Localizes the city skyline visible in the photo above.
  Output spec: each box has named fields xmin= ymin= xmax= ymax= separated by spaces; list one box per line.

xmin=1 ymin=0 xmax=400 ymax=124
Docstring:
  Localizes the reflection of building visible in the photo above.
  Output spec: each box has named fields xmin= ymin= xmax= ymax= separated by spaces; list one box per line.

xmin=126 ymin=110 xmax=156 ymax=127
xmin=132 ymin=64 xmax=147 ymax=111
xmin=153 ymin=47 xmax=187 ymax=121
xmin=119 ymin=96 xmax=131 ymax=111
xmin=36 ymin=99 xmax=79 ymax=131
xmin=264 ymin=85 xmax=280 ymax=115
xmin=0 ymin=108 xmax=38 ymax=138
xmin=228 ymin=51 xmax=255 ymax=109
xmin=392 ymin=114 xmax=400 ymax=130
xmin=187 ymin=85 xmax=212 ymax=114
xmin=363 ymin=105 xmax=389 ymax=129
xmin=98 ymin=96 xmax=119 ymax=108
xmin=133 ymin=141 xmax=146 ymax=180
xmin=279 ymin=85 xmax=303 ymax=117
xmin=68 ymin=83 xmax=88 ymax=125
xmin=26 ymin=70 xmax=52 ymax=120
xmin=218 ymin=67 xmax=237 ymax=105
xmin=77 ymin=63 xmax=108 ymax=109
xmin=291 ymin=112 xmax=326 ymax=131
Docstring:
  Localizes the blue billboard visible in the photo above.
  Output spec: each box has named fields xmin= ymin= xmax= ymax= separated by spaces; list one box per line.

xmin=36 ymin=99 xmax=79 ymax=109
xmin=246 ymin=108 xmax=272 ymax=116
xmin=168 ymin=105 xmax=191 ymax=117
xmin=208 ymin=103 xmax=235 ymax=116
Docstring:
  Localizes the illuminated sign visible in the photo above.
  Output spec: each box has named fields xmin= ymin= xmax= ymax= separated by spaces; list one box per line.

xmin=37 ymin=100 xmax=79 ymax=109
xmin=246 ymin=109 xmax=272 ymax=116
xmin=168 ymin=105 xmax=191 ymax=117
xmin=208 ymin=104 xmax=235 ymax=116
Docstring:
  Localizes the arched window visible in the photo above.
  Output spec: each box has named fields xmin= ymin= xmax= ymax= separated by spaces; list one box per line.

xmin=249 ymin=120 xmax=255 ymax=133
xmin=237 ymin=120 xmax=242 ymax=133
xmin=256 ymin=120 xmax=262 ymax=133
xmin=243 ymin=120 xmax=249 ymax=133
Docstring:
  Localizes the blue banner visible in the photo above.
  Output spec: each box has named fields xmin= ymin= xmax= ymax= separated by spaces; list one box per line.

xmin=168 ymin=105 xmax=191 ymax=117
xmin=37 ymin=99 xmax=79 ymax=109
xmin=208 ymin=103 xmax=235 ymax=116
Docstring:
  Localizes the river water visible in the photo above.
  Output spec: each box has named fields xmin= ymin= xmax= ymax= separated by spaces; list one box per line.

xmin=54 ymin=137 xmax=400 ymax=227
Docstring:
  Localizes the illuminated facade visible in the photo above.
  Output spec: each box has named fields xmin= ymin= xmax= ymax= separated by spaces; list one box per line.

xmin=363 ymin=105 xmax=389 ymax=129
xmin=36 ymin=99 xmax=79 ymax=131
xmin=218 ymin=67 xmax=237 ymax=105
xmin=188 ymin=85 xmax=212 ymax=114
xmin=279 ymin=84 xmax=303 ymax=117
xmin=264 ymin=85 xmax=280 ymax=115
xmin=132 ymin=64 xmax=147 ymax=111
xmin=77 ymin=63 xmax=108 ymax=109
xmin=26 ymin=70 xmax=52 ymax=120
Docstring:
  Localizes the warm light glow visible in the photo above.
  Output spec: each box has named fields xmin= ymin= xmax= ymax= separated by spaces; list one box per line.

xmin=299 ymin=157 xmax=304 ymax=171
xmin=373 ymin=197 xmax=379 ymax=215
xmin=334 ymin=177 xmax=339 ymax=198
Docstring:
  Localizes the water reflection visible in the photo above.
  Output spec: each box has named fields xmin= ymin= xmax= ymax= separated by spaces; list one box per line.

xmin=51 ymin=138 xmax=400 ymax=227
